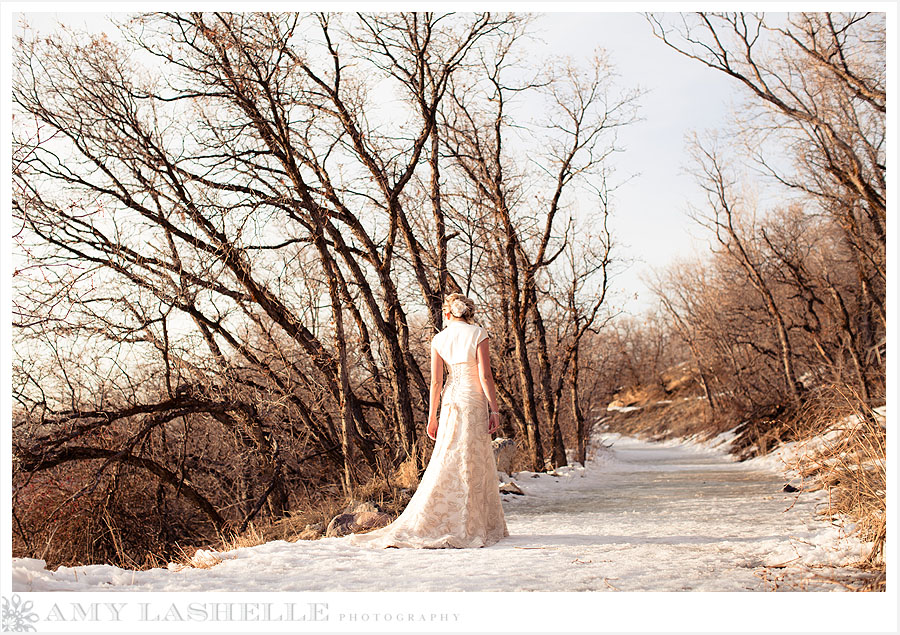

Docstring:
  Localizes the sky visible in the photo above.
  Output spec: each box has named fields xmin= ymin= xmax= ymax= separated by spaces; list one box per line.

xmin=532 ymin=12 xmax=740 ymax=310
xmin=13 ymin=9 xmax=744 ymax=315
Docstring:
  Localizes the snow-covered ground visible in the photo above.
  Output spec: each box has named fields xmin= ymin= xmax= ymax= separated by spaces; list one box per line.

xmin=11 ymin=426 xmax=876 ymax=592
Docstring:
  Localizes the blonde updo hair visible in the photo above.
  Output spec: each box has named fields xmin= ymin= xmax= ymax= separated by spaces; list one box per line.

xmin=443 ymin=293 xmax=476 ymax=323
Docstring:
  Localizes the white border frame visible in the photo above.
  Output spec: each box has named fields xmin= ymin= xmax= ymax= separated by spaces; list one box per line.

xmin=1 ymin=2 xmax=896 ymax=632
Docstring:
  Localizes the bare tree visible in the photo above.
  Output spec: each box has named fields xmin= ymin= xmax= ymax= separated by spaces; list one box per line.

xmin=554 ymin=204 xmax=615 ymax=466
xmin=686 ymin=134 xmax=804 ymax=407
xmin=647 ymin=11 xmax=885 ymax=346
xmin=440 ymin=35 xmax=640 ymax=469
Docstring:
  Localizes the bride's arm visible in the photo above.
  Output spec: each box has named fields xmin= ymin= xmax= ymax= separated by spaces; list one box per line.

xmin=476 ymin=339 xmax=500 ymax=432
xmin=427 ymin=344 xmax=443 ymax=439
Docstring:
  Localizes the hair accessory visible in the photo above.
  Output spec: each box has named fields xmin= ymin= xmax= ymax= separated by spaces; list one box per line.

xmin=450 ymin=298 xmax=468 ymax=317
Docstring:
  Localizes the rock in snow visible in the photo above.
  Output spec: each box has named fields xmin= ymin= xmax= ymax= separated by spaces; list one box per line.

xmin=498 ymin=481 xmax=525 ymax=496
xmin=325 ymin=511 xmax=392 ymax=537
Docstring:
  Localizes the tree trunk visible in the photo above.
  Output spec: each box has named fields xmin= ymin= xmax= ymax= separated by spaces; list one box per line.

xmin=570 ymin=349 xmax=588 ymax=466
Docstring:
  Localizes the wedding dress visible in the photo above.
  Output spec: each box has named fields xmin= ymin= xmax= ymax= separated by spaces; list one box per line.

xmin=345 ymin=321 xmax=509 ymax=549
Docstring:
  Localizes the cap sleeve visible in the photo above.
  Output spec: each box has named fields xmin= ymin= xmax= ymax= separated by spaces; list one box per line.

xmin=475 ymin=325 xmax=489 ymax=348
xmin=431 ymin=332 xmax=443 ymax=359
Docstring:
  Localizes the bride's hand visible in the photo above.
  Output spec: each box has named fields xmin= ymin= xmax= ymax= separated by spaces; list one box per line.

xmin=488 ymin=412 xmax=500 ymax=434
xmin=427 ymin=417 xmax=438 ymax=440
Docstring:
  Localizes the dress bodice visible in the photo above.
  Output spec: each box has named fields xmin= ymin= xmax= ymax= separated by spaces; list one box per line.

xmin=443 ymin=360 xmax=482 ymax=399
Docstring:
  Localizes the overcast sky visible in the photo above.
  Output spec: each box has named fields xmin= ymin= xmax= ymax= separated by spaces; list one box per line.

xmin=15 ymin=9 xmax=745 ymax=315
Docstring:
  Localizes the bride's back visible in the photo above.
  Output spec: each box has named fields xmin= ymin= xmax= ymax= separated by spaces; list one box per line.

xmin=432 ymin=321 xmax=489 ymax=365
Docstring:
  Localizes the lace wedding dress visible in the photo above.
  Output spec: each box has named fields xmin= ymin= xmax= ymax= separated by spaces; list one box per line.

xmin=345 ymin=321 xmax=509 ymax=549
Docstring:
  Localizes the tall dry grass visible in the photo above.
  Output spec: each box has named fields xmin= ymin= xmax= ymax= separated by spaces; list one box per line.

xmin=782 ymin=385 xmax=886 ymax=570
xmin=165 ymin=452 xmax=424 ymax=570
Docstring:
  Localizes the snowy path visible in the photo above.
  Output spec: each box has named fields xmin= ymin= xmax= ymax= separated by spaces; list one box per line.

xmin=12 ymin=431 xmax=870 ymax=592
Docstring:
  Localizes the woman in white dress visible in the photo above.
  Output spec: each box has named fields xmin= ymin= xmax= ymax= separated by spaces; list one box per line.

xmin=346 ymin=293 xmax=510 ymax=549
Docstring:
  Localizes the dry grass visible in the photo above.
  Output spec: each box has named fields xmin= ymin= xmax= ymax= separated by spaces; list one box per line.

xmin=215 ymin=522 xmax=269 ymax=552
xmin=603 ymin=395 xmax=719 ymax=443
xmin=166 ymin=455 xmax=424 ymax=570
xmin=392 ymin=452 xmax=423 ymax=490
xmin=781 ymin=385 xmax=886 ymax=568
xmin=611 ymin=383 xmax=669 ymax=408
xmin=755 ymin=561 xmax=886 ymax=592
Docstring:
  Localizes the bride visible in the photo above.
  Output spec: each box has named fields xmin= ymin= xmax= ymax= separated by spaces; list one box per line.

xmin=346 ymin=293 xmax=510 ymax=549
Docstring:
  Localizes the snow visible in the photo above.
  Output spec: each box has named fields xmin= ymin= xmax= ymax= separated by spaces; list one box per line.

xmin=11 ymin=421 xmax=878 ymax=593
xmin=606 ymin=402 xmax=640 ymax=412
